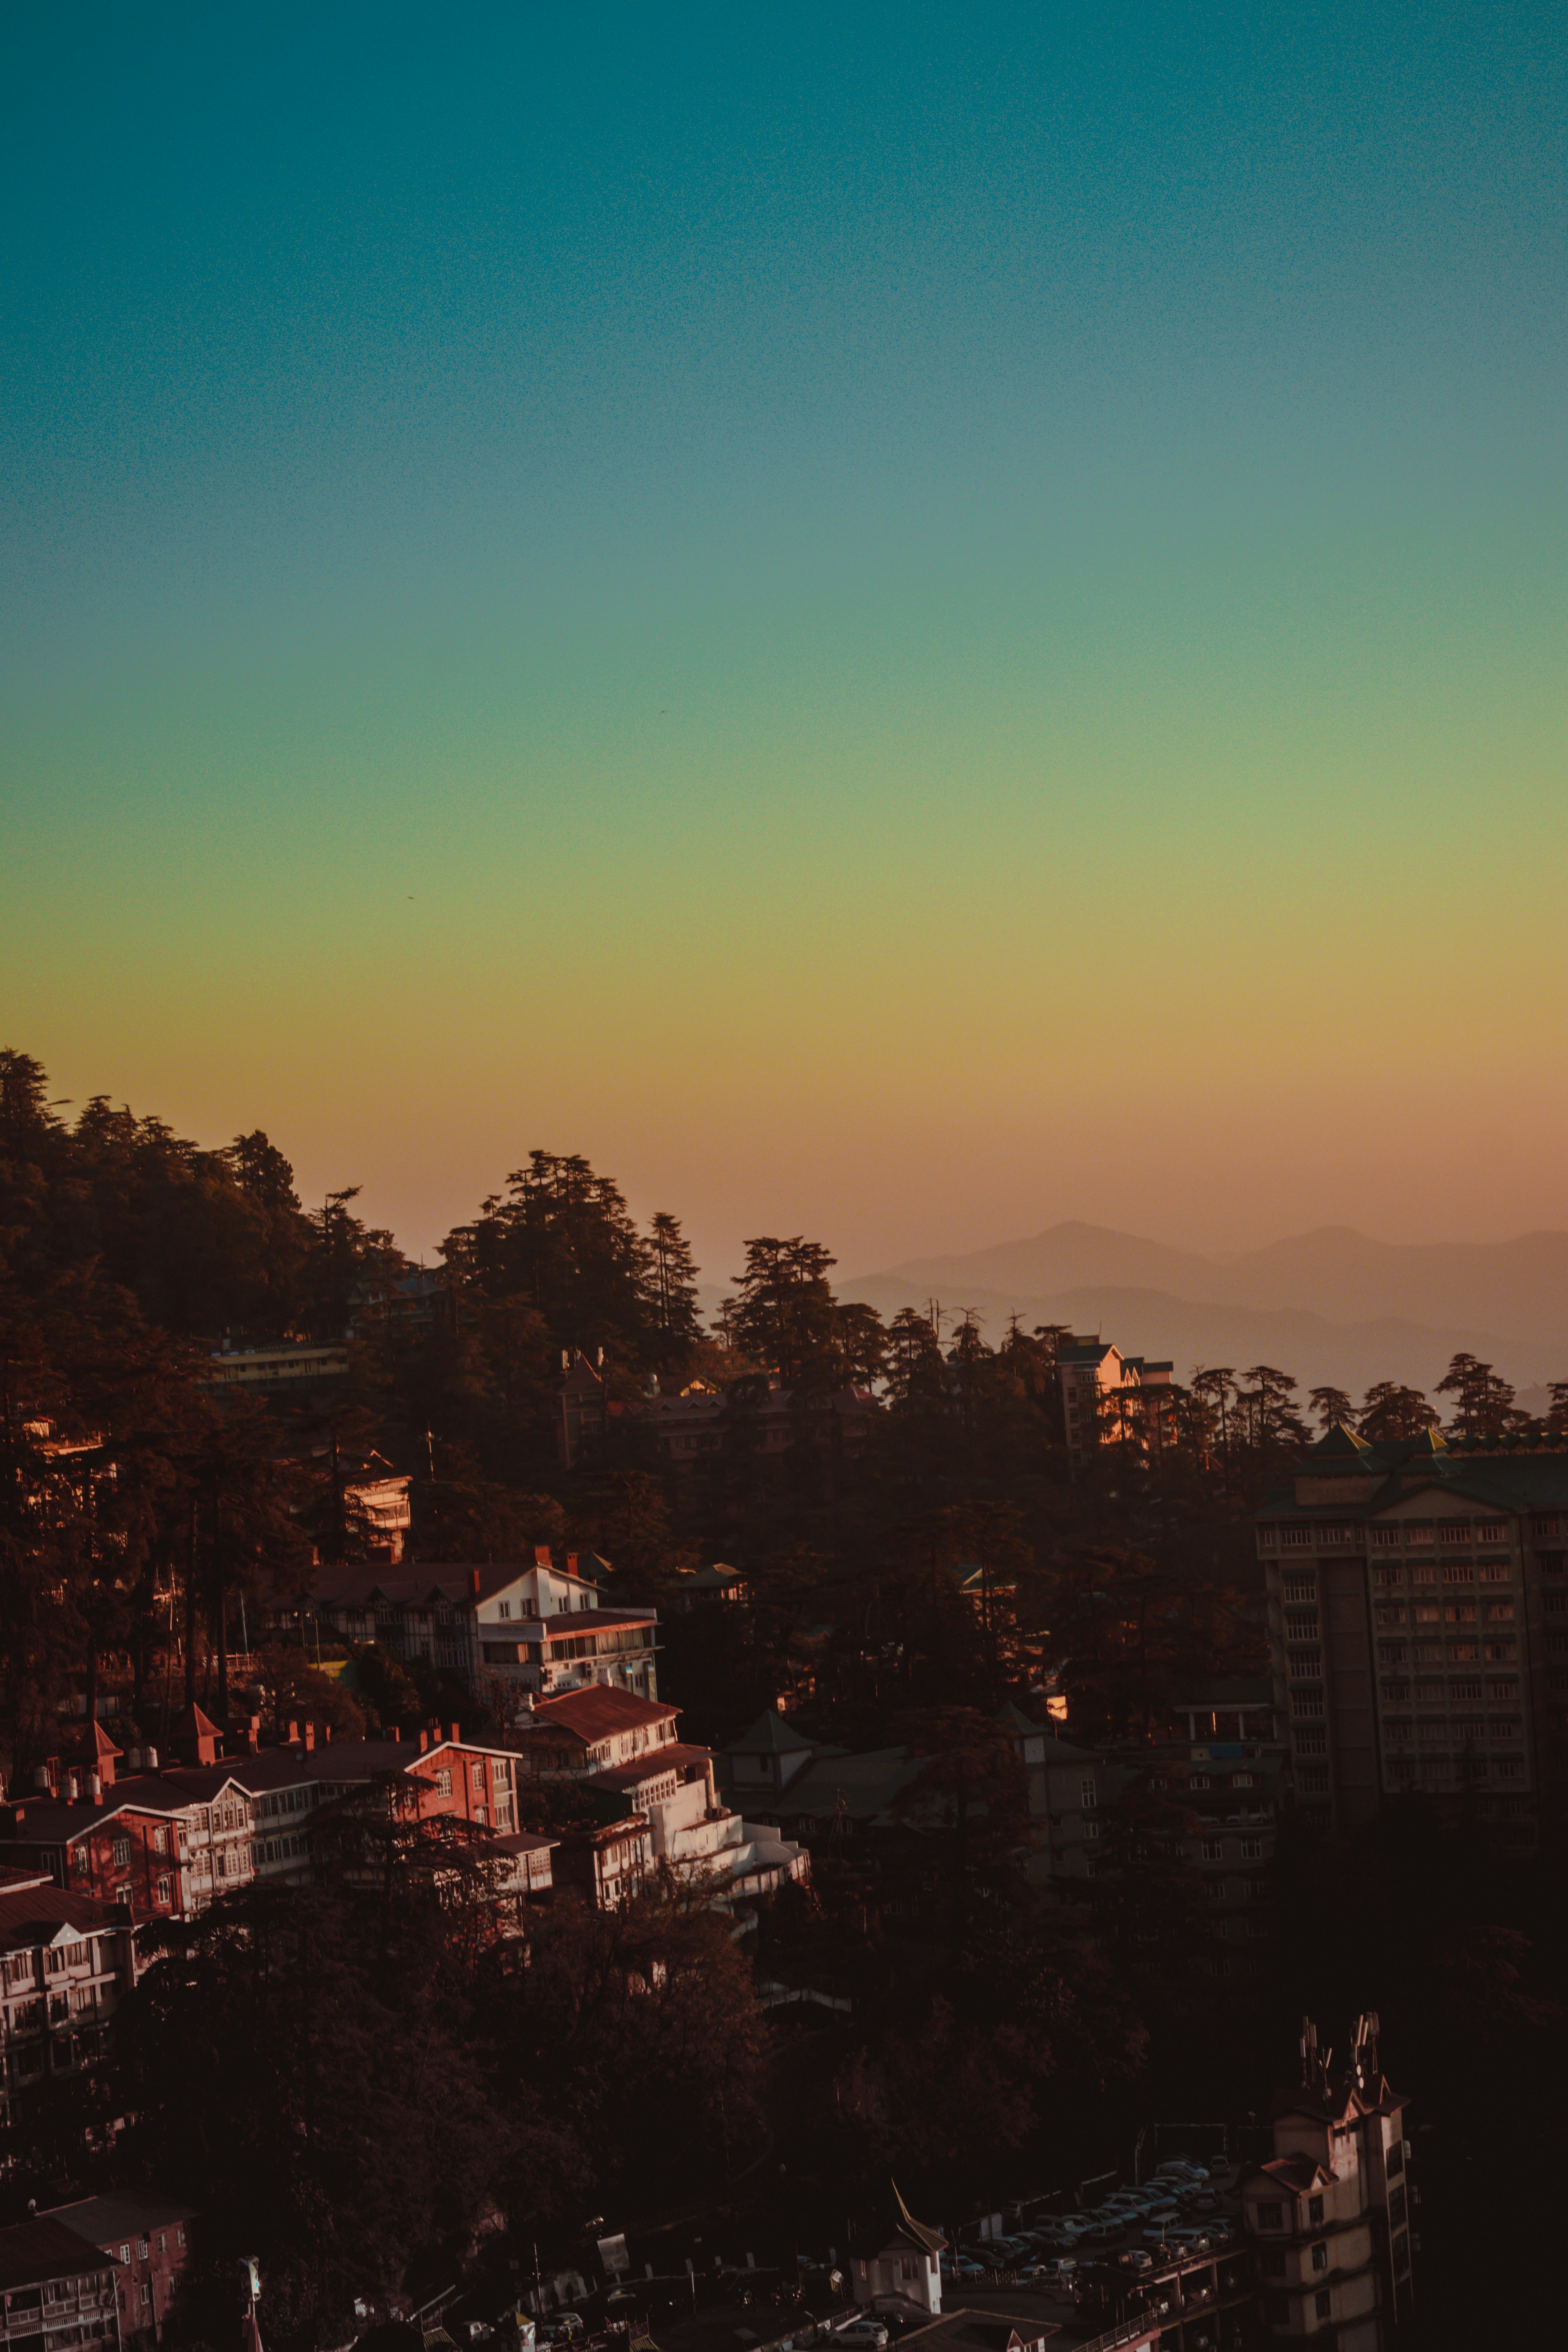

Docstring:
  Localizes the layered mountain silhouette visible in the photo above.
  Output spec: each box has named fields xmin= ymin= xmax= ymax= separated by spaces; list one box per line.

xmin=837 ymin=1222 xmax=1568 ymax=1402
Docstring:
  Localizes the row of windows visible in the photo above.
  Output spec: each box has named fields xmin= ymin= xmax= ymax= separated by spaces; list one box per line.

xmin=1266 ymin=1519 xmax=1512 ymax=1549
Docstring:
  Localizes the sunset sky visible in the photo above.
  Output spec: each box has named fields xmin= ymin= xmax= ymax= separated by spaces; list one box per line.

xmin=5 ymin=4 xmax=1564 ymax=1282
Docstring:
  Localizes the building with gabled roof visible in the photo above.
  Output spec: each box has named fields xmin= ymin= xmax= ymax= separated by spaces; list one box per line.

xmin=269 ymin=1551 xmax=660 ymax=1713
xmin=0 ymin=1879 xmax=141 ymax=2133
xmin=43 ymin=2192 xmax=195 ymax=2350
xmin=850 ymin=2184 xmax=946 ymax=2318
xmin=724 ymin=1708 xmax=820 ymax=1795
xmin=1056 ymin=1337 xmax=1177 ymax=1471
xmin=1242 ymin=2012 xmax=1413 ymax=2347
xmin=518 ymin=1691 xmax=807 ymax=1913
xmin=1257 ymin=1419 xmax=1568 ymax=1840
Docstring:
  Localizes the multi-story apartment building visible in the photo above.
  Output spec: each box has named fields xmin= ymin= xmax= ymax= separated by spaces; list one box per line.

xmin=1056 ymin=1339 xmax=1176 ymax=1470
xmin=0 ymin=1873 xmax=140 ymax=2130
xmin=1257 ymin=1423 xmax=1568 ymax=1843
xmin=43 ymin=2195 xmax=195 ymax=2352
xmin=0 ymin=2218 xmax=124 ymax=2352
xmin=278 ymin=1552 xmax=660 ymax=1713
xmin=515 ymin=1688 xmax=808 ymax=1910
xmin=1011 ymin=1695 xmax=1287 ymax=1979
xmin=1243 ymin=2013 xmax=1413 ymax=2348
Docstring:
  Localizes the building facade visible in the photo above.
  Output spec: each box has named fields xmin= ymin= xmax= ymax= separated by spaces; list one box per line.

xmin=1056 ymin=1340 xmax=1176 ymax=1470
xmin=2 ymin=1716 xmax=540 ymax=1923
xmin=44 ymin=2197 xmax=194 ymax=2352
xmin=0 ymin=1875 xmax=140 ymax=2131
xmin=1243 ymin=2014 xmax=1412 ymax=2348
xmin=517 ymin=1688 xmax=808 ymax=1910
xmin=1257 ymin=1424 xmax=1568 ymax=1842
xmin=277 ymin=1554 xmax=660 ymax=1713
xmin=0 ymin=2219 xmax=123 ymax=2352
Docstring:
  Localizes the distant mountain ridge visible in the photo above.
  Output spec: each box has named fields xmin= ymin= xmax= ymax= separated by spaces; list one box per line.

xmin=838 ymin=1221 xmax=1568 ymax=1399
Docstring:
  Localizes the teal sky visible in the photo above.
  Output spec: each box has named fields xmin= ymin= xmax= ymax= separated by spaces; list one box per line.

xmin=4 ymin=4 xmax=1565 ymax=1276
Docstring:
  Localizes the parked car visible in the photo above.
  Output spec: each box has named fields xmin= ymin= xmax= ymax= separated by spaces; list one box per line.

xmin=1143 ymin=2224 xmax=1182 ymax=2249
xmin=940 ymin=2256 xmax=987 ymax=2282
xmin=1204 ymin=2220 xmax=1234 ymax=2246
xmin=1118 ymin=2251 xmax=1153 ymax=2275
xmin=1165 ymin=2228 xmax=1212 ymax=2253
xmin=1180 ymin=2190 xmax=1219 ymax=2213
xmin=834 ymin=2324 xmax=889 ymax=2350
xmin=987 ymin=2237 xmax=1034 ymax=2264
xmin=1018 ymin=2258 xmax=1077 ymax=2286
xmin=1082 ymin=2221 xmax=1125 ymax=2247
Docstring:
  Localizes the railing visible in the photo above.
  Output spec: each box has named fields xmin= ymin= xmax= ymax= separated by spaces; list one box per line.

xmin=1074 ymin=2318 xmax=1163 ymax=2352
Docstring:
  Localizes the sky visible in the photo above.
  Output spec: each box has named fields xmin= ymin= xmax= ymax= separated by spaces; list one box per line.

xmin=4 ymin=2 xmax=1565 ymax=1284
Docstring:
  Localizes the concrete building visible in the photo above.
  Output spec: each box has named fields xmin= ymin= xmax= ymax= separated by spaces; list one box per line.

xmin=517 ymin=1688 xmax=808 ymax=1910
xmin=1000 ymin=1693 xmax=1285 ymax=1981
xmin=850 ymin=2186 xmax=946 ymax=2319
xmin=1056 ymin=1341 xmax=1176 ymax=1471
xmin=0 ymin=2218 xmax=123 ymax=2352
xmin=0 ymin=1873 xmax=140 ymax=2131
xmin=1243 ymin=2013 xmax=1413 ymax=2347
xmin=1256 ymin=1422 xmax=1568 ymax=1842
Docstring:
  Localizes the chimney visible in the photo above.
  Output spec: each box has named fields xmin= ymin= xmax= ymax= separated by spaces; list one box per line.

xmin=91 ymin=1773 xmax=103 ymax=1804
xmin=322 ymin=1724 xmax=331 ymax=1744
xmin=450 ymin=1721 xmax=461 ymax=1745
xmin=126 ymin=1748 xmax=143 ymax=1773
xmin=66 ymin=1770 xmax=81 ymax=1804
xmin=566 ymin=1551 xmax=578 ymax=1575
xmin=534 ymin=1544 xmax=552 ymax=1569
xmin=34 ymin=1765 xmax=52 ymax=1795
xmin=303 ymin=1722 xmax=316 ymax=1752
xmin=244 ymin=1722 xmax=261 ymax=1756
xmin=418 ymin=1731 xmax=428 ymax=1753
xmin=286 ymin=1720 xmax=299 ymax=1745
xmin=389 ymin=1726 xmax=400 ymax=1742
xmin=144 ymin=1745 xmax=159 ymax=1771
xmin=470 ymin=1568 xmax=481 ymax=1597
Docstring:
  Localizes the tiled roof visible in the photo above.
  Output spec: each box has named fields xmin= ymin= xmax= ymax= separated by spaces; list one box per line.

xmin=43 ymin=2192 xmax=197 ymax=2249
xmin=1255 ymin=2154 xmax=1334 ymax=2193
xmin=0 ymin=2216 xmax=122 ymax=2291
xmin=527 ymin=1687 xmax=679 ymax=1743
xmin=304 ymin=1564 xmax=526 ymax=1607
xmin=0 ymin=1884 xmax=122 ymax=1955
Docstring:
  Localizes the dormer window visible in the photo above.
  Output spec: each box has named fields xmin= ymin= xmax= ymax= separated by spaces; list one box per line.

xmin=497 ymin=1601 xmax=511 ymax=1620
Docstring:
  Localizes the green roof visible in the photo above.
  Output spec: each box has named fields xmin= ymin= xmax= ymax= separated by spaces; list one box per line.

xmin=726 ymin=1708 xmax=816 ymax=1757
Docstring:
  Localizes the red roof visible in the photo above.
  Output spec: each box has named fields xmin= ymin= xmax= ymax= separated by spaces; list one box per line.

xmin=1254 ymin=2154 xmax=1335 ymax=2194
xmin=527 ymin=1687 xmax=678 ymax=1744
xmin=0 ymin=2216 xmax=122 ymax=2291
xmin=0 ymin=1884 xmax=124 ymax=1958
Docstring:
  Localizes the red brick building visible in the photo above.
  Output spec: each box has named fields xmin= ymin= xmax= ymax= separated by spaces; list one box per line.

xmin=45 ymin=2195 xmax=195 ymax=2351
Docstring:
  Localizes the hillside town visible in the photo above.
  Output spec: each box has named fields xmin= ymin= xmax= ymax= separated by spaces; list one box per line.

xmin=2 ymin=1054 xmax=1562 ymax=2352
